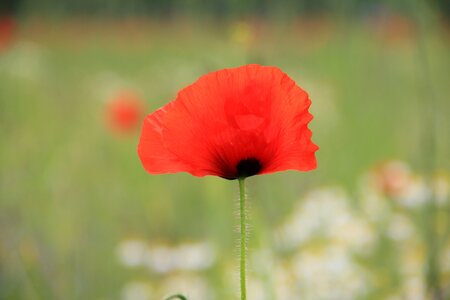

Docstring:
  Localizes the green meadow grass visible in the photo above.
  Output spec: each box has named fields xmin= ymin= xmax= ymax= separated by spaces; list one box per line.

xmin=0 ymin=17 xmax=449 ymax=299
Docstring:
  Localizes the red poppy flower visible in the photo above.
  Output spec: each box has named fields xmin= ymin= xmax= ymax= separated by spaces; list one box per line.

xmin=0 ymin=16 xmax=15 ymax=52
xmin=138 ymin=64 xmax=318 ymax=179
xmin=106 ymin=91 xmax=145 ymax=135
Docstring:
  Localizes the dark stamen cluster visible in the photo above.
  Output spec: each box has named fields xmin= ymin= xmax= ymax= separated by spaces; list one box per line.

xmin=236 ymin=158 xmax=262 ymax=178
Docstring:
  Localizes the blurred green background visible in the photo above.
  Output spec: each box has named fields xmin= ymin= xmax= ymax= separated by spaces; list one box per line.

xmin=1 ymin=0 xmax=449 ymax=299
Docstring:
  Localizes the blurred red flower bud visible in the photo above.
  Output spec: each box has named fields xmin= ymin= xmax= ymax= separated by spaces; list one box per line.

xmin=0 ymin=16 xmax=15 ymax=52
xmin=106 ymin=91 xmax=145 ymax=136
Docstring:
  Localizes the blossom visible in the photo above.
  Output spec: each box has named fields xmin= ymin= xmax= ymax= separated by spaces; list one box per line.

xmin=138 ymin=64 xmax=318 ymax=179
xmin=0 ymin=16 xmax=15 ymax=52
xmin=291 ymin=245 xmax=369 ymax=299
xmin=275 ymin=187 xmax=375 ymax=254
xmin=116 ymin=238 xmax=147 ymax=267
xmin=106 ymin=91 xmax=145 ymax=135
xmin=372 ymin=160 xmax=413 ymax=198
xmin=144 ymin=241 xmax=216 ymax=274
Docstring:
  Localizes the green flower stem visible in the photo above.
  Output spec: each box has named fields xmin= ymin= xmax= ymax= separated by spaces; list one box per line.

xmin=238 ymin=178 xmax=247 ymax=300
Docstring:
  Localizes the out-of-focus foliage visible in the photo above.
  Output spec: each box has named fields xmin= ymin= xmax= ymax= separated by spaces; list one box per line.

xmin=11 ymin=0 xmax=450 ymax=19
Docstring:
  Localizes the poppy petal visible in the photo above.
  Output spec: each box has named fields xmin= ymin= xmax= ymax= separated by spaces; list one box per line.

xmin=138 ymin=64 xmax=318 ymax=179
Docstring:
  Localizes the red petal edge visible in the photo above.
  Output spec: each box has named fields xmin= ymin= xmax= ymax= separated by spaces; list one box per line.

xmin=138 ymin=64 xmax=318 ymax=178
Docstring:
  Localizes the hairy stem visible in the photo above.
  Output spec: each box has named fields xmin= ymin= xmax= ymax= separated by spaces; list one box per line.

xmin=238 ymin=178 xmax=247 ymax=300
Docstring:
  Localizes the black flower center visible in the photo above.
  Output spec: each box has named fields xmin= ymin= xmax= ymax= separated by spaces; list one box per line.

xmin=236 ymin=158 xmax=262 ymax=178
